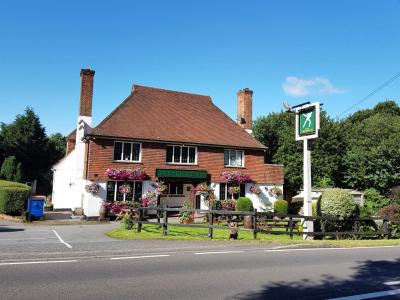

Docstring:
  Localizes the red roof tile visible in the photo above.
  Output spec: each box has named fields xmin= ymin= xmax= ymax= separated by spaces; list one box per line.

xmin=89 ymin=85 xmax=267 ymax=149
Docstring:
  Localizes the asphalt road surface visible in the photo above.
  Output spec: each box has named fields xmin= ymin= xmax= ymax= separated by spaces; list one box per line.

xmin=1 ymin=221 xmax=400 ymax=300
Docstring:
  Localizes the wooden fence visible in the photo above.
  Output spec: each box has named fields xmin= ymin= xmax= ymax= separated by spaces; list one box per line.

xmin=133 ymin=207 xmax=389 ymax=240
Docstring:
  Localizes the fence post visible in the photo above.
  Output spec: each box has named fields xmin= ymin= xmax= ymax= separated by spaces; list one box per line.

xmin=208 ymin=211 xmax=213 ymax=239
xmin=137 ymin=207 xmax=142 ymax=233
xmin=321 ymin=219 xmax=326 ymax=239
xmin=354 ymin=220 xmax=358 ymax=239
xmin=162 ymin=206 xmax=168 ymax=236
xmin=157 ymin=195 xmax=161 ymax=226
xmin=289 ymin=216 xmax=293 ymax=240
xmin=253 ymin=209 xmax=257 ymax=239
xmin=383 ymin=218 xmax=389 ymax=239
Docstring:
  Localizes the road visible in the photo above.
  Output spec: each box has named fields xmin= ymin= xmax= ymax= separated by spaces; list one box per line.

xmin=1 ymin=221 xmax=400 ymax=299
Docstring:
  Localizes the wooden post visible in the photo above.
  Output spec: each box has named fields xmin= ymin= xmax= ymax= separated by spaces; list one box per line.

xmin=289 ymin=216 xmax=293 ymax=240
xmin=354 ymin=220 xmax=358 ymax=239
xmin=157 ymin=195 xmax=161 ymax=226
xmin=208 ymin=211 xmax=213 ymax=239
xmin=137 ymin=207 xmax=142 ymax=233
xmin=163 ymin=206 xmax=168 ymax=236
xmin=253 ymin=209 xmax=257 ymax=239
xmin=321 ymin=219 xmax=326 ymax=239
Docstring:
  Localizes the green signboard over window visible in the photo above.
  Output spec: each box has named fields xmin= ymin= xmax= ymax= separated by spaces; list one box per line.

xmin=295 ymin=102 xmax=320 ymax=141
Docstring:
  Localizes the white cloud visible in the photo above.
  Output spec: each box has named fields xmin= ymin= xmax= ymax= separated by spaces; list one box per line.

xmin=282 ymin=76 xmax=345 ymax=97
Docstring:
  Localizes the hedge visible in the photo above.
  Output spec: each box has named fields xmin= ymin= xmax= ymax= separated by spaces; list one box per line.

xmin=0 ymin=180 xmax=31 ymax=215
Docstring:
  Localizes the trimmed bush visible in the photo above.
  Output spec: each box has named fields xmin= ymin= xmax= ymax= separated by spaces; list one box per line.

xmin=235 ymin=197 xmax=253 ymax=212
xmin=320 ymin=188 xmax=357 ymax=219
xmin=274 ymin=200 xmax=288 ymax=217
xmin=0 ymin=180 xmax=30 ymax=215
xmin=289 ymin=198 xmax=303 ymax=215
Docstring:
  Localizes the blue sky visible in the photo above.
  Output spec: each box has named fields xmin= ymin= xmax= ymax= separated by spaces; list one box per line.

xmin=0 ymin=0 xmax=399 ymax=135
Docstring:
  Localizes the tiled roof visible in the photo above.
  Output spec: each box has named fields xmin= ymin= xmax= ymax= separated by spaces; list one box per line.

xmin=89 ymin=85 xmax=267 ymax=149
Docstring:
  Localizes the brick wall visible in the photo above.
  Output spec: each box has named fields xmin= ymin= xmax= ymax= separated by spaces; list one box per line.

xmin=86 ymin=138 xmax=284 ymax=184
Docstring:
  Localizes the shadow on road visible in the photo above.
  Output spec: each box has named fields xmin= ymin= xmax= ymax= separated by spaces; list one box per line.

xmin=0 ymin=226 xmax=24 ymax=232
xmin=233 ymin=258 xmax=400 ymax=300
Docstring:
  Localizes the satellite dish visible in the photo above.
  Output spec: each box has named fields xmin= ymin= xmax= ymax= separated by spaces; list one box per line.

xmin=283 ymin=100 xmax=291 ymax=112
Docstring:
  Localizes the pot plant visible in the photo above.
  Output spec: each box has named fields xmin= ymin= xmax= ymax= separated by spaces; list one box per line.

xmin=236 ymin=197 xmax=254 ymax=229
xmin=179 ymin=201 xmax=194 ymax=224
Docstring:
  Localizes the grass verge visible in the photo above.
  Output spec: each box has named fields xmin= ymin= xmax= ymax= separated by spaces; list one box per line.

xmin=106 ymin=224 xmax=400 ymax=247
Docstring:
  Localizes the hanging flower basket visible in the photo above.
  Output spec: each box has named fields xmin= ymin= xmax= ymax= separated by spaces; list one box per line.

xmin=141 ymin=191 xmax=158 ymax=206
xmin=105 ymin=168 xmax=148 ymax=181
xmin=268 ymin=186 xmax=283 ymax=197
xmin=118 ymin=183 xmax=131 ymax=194
xmin=250 ymin=185 xmax=262 ymax=194
xmin=151 ymin=181 xmax=168 ymax=195
xmin=228 ymin=186 xmax=240 ymax=195
xmin=221 ymin=171 xmax=252 ymax=183
xmin=85 ymin=183 xmax=100 ymax=195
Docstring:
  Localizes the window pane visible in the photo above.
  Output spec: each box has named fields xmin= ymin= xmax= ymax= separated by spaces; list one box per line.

xmin=188 ymin=147 xmax=196 ymax=163
xmin=220 ymin=183 xmax=226 ymax=200
xmin=134 ymin=181 xmax=143 ymax=201
xmin=132 ymin=143 xmax=140 ymax=161
xmin=113 ymin=142 xmax=122 ymax=160
xmin=224 ymin=150 xmax=229 ymax=166
xmin=106 ymin=181 xmax=116 ymax=201
xmin=181 ymin=147 xmax=188 ymax=163
xmin=116 ymin=181 xmax=124 ymax=201
xmin=236 ymin=151 xmax=243 ymax=167
xmin=240 ymin=183 xmax=246 ymax=197
xmin=123 ymin=143 xmax=132 ymax=161
xmin=174 ymin=146 xmax=181 ymax=163
xmin=177 ymin=183 xmax=183 ymax=195
xmin=230 ymin=150 xmax=237 ymax=166
xmin=166 ymin=146 xmax=173 ymax=163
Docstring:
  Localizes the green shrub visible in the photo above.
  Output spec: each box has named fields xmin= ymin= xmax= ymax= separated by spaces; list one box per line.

xmin=320 ymin=188 xmax=357 ymax=219
xmin=289 ymin=198 xmax=303 ymax=215
xmin=274 ymin=200 xmax=288 ymax=217
xmin=235 ymin=197 xmax=253 ymax=212
xmin=0 ymin=185 xmax=31 ymax=215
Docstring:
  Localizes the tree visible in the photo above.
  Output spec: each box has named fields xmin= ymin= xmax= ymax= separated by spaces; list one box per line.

xmin=0 ymin=156 xmax=23 ymax=182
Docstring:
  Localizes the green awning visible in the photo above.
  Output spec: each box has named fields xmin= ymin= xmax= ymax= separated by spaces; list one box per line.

xmin=156 ymin=169 xmax=208 ymax=179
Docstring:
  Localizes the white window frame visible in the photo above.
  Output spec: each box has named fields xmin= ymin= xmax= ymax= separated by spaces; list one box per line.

xmin=166 ymin=145 xmax=197 ymax=165
xmin=107 ymin=180 xmax=143 ymax=202
xmin=224 ymin=149 xmax=244 ymax=167
xmin=113 ymin=141 xmax=142 ymax=163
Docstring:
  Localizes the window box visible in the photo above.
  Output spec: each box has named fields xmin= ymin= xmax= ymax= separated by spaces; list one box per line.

xmin=113 ymin=141 xmax=141 ymax=162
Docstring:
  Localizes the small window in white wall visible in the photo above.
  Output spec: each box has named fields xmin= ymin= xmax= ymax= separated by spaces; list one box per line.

xmin=219 ymin=183 xmax=245 ymax=200
xmin=106 ymin=181 xmax=143 ymax=202
xmin=224 ymin=149 xmax=244 ymax=167
xmin=113 ymin=141 xmax=141 ymax=162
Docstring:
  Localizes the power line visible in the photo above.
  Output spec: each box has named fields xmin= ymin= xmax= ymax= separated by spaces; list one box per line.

xmin=339 ymin=71 xmax=400 ymax=117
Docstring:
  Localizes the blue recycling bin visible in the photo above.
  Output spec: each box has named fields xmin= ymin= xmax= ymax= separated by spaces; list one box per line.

xmin=28 ymin=196 xmax=45 ymax=219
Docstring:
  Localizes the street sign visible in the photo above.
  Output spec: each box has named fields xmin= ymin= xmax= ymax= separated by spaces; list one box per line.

xmin=295 ymin=102 xmax=320 ymax=141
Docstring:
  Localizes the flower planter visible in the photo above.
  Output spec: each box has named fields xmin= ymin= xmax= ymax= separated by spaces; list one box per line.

xmin=181 ymin=217 xmax=194 ymax=224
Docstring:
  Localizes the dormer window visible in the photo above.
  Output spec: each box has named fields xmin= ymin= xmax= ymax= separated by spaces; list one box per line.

xmin=224 ymin=149 xmax=244 ymax=167
xmin=113 ymin=141 xmax=141 ymax=162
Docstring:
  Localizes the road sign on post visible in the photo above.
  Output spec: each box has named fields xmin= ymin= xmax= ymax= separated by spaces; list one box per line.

xmin=295 ymin=102 xmax=320 ymax=240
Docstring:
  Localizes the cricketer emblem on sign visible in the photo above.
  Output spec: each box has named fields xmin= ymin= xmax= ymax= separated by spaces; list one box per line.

xmin=295 ymin=102 xmax=320 ymax=141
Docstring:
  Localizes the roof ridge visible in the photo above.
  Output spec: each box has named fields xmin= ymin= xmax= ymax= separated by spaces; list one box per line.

xmin=133 ymin=84 xmax=212 ymax=100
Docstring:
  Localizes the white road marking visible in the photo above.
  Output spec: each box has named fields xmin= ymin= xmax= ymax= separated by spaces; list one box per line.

xmin=265 ymin=246 xmax=398 ymax=253
xmin=0 ymin=238 xmax=55 ymax=241
xmin=110 ymin=254 xmax=170 ymax=260
xmin=384 ymin=280 xmax=400 ymax=286
xmin=0 ymin=260 xmax=77 ymax=266
xmin=194 ymin=251 xmax=244 ymax=255
xmin=328 ymin=288 xmax=400 ymax=299
xmin=52 ymin=230 xmax=72 ymax=248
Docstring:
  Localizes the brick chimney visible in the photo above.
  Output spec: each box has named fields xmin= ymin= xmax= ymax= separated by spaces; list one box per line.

xmin=237 ymin=88 xmax=253 ymax=130
xmin=79 ymin=68 xmax=95 ymax=117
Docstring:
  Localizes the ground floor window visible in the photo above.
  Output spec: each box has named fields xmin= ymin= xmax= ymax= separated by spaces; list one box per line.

xmin=165 ymin=182 xmax=184 ymax=195
xmin=219 ymin=183 xmax=245 ymax=200
xmin=106 ymin=181 xmax=143 ymax=202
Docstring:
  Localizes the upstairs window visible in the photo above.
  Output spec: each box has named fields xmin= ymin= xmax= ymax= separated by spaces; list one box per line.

xmin=166 ymin=145 xmax=197 ymax=164
xmin=224 ymin=149 xmax=244 ymax=167
xmin=113 ymin=141 xmax=141 ymax=162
